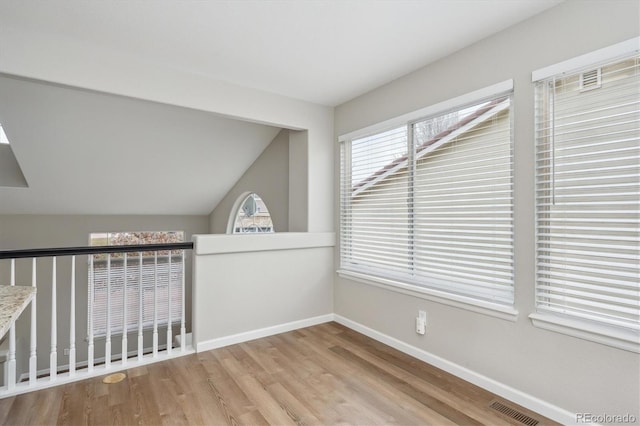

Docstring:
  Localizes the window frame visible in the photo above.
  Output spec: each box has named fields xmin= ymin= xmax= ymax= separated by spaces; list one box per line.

xmin=530 ymin=37 xmax=640 ymax=353
xmin=227 ymin=192 xmax=275 ymax=234
xmin=338 ymin=81 xmax=518 ymax=321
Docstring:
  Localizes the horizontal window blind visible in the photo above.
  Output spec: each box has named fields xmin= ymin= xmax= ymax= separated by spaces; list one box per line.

xmin=88 ymin=231 xmax=184 ymax=337
xmin=340 ymin=93 xmax=514 ymax=305
xmin=535 ymin=55 xmax=640 ymax=332
xmin=91 ymin=254 xmax=183 ymax=337
xmin=413 ymin=97 xmax=514 ymax=304
xmin=341 ymin=126 xmax=410 ymax=279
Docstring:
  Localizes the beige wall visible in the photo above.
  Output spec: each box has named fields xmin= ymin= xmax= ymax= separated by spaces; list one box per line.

xmin=209 ymin=129 xmax=290 ymax=233
xmin=0 ymin=214 xmax=208 ymax=377
xmin=334 ymin=0 xmax=639 ymax=421
xmin=191 ymin=233 xmax=334 ymax=349
xmin=288 ymin=130 xmax=310 ymax=232
xmin=0 ymin=144 xmax=27 ymax=188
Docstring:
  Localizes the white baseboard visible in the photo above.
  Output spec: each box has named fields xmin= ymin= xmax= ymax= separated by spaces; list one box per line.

xmin=333 ymin=314 xmax=577 ymax=425
xmin=195 ymin=313 xmax=335 ymax=352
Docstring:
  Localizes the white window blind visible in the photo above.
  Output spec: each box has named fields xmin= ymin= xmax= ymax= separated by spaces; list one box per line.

xmin=341 ymin=93 xmax=514 ymax=305
xmin=534 ymin=54 xmax=640 ymax=333
xmin=89 ymin=232 xmax=184 ymax=337
xmin=341 ymin=126 xmax=410 ymax=278
xmin=91 ymin=255 xmax=183 ymax=336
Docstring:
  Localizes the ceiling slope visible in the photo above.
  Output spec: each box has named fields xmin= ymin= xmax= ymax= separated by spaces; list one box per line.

xmin=0 ymin=76 xmax=281 ymax=215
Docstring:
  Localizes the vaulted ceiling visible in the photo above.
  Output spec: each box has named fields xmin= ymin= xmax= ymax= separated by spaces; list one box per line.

xmin=0 ymin=76 xmax=281 ymax=215
xmin=0 ymin=0 xmax=563 ymax=215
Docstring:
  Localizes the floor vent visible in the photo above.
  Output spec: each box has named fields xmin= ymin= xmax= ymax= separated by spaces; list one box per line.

xmin=489 ymin=400 xmax=539 ymax=426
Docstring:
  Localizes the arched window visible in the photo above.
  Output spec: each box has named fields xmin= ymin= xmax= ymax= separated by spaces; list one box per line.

xmin=231 ymin=193 xmax=274 ymax=233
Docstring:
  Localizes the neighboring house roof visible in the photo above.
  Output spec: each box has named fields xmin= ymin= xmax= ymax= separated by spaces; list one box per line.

xmin=352 ymin=97 xmax=510 ymax=197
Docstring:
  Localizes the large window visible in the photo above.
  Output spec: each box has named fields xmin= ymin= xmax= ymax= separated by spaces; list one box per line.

xmin=88 ymin=231 xmax=184 ymax=337
xmin=533 ymin=48 xmax=639 ymax=350
xmin=340 ymin=89 xmax=514 ymax=308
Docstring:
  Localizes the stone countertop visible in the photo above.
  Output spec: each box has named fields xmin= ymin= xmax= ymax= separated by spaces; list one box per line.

xmin=0 ymin=285 xmax=36 ymax=340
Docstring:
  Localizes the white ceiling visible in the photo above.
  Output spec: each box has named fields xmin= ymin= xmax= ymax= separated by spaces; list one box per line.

xmin=0 ymin=0 xmax=564 ymax=216
xmin=0 ymin=0 xmax=562 ymax=107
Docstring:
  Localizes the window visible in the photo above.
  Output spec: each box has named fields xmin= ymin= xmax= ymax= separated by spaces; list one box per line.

xmin=533 ymin=45 xmax=640 ymax=350
xmin=0 ymin=124 xmax=10 ymax=145
xmin=232 ymin=193 xmax=274 ymax=233
xmin=340 ymin=88 xmax=514 ymax=310
xmin=88 ymin=231 xmax=184 ymax=337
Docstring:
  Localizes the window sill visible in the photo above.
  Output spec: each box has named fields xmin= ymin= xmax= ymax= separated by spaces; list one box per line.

xmin=529 ymin=313 xmax=640 ymax=353
xmin=337 ymin=269 xmax=518 ymax=322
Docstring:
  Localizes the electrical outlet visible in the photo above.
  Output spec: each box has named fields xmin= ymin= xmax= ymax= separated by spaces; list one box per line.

xmin=416 ymin=310 xmax=427 ymax=335
xmin=416 ymin=317 xmax=425 ymax=334
xmin=63 ymin=348 xmax=70 ymax=356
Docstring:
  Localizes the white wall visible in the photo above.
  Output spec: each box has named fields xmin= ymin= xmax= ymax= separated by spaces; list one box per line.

xmin=334 ymin=1 xmax=639 ymax=422
xmin=191 ymin=233 xmax=334 ymax=350
xmin=209 ymin=129 xmax=290 ymax=233
xmin=0 ymin=214 xmax=208 ymax=377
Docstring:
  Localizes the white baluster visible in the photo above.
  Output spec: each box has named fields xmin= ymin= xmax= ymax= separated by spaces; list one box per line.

xmin=69 ymin=256 xmax=76 ymax=377
xmin=152 ymin=252 xmax=158 ymax=358
xmin=50 ymin=257 xmax=57 ymax=381
xmin=8 ymin=259 xmax=16 ymax=390
xmin=138 ymin=252 xmax=143 ymax=361
xmin=166 ymin=251 xmax=172 ymax=355
xmin=122 ymin=253 xmax=128 ymax=365
xmin=88 ymin=255 xmax=94 ymax=372
xmin=105 ymin=254 xmax=111 ymax=368
xmin=29 ymin=258 xmax=37 ymax=385
xmin=180 ymin=250 xmax=186 ymax=353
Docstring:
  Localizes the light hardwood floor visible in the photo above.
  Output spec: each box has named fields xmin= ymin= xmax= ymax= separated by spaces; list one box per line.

xmin=0 ymin=322 xmax=559 ymax=425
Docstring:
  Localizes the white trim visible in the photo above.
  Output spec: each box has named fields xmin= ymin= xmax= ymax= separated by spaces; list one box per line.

xmin=532 ymin=37 xmax=640 ymax=82
xmin=337 ymin=269 xmax=518 ymax=322
xmin=226 ymin=191 xmax=254 ymax=234
xmin=529 ymin=313 xmax=640 ymax=354
xmin=193 ymin=232 xmax=335 ymax=255
xmin=1 ymin=345 xmax=195 ymax=399
xmin=195 ymin=314 xmax=334 ymax=352
xmin=333 ymin=314 xmax=577 ymax=425
xmin=338 ymin=79 xmax=513 ymax=142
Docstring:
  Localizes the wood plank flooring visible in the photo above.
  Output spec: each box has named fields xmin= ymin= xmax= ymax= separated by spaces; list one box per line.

xmin=0 ymin=322 xmax=559 ymax=425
